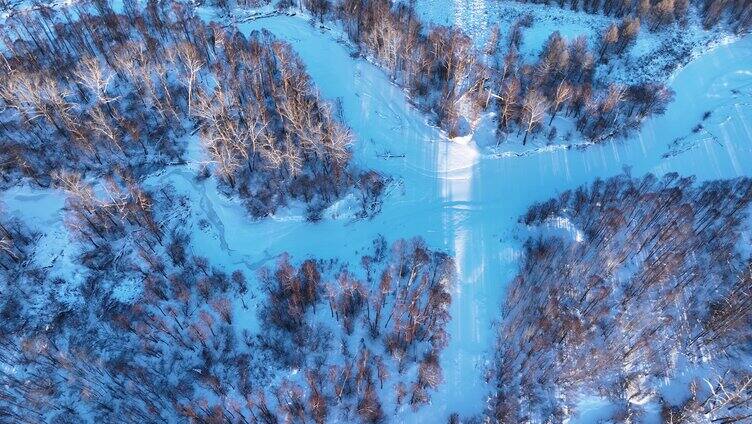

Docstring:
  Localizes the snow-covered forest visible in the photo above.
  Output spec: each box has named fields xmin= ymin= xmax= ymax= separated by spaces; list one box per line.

xmin=0 ymin=2 xmax=385 ymax=219
xmin=493 ymin=174 xmax=752 ymax=422
xmin=1 ymin=0 xmax=751 ymax=422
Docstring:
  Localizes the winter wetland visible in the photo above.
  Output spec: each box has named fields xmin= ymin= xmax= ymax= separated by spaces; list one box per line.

xmin=0 ymin=0 xmax=751 ymax=423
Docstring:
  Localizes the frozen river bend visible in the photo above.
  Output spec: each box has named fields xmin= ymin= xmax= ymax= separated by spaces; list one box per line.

xmin=4 ymin=12 xmax=752 ymax=422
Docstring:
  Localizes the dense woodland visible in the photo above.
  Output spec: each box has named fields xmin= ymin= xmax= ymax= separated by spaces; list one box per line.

xmin=0 ymin=0 xmax=384 ymax=219
xmin=254 ymin=237 xmax=455 ymax=422
xmin=0 ymin=167 xmax=455 ymax=423
xmin=514 ymin=0 xmax=752 ymax=32
xmin=0 ymin=0 xmax=678 ymax=153
xmin=0 ymin=210 xmax=35 ymax=274
xmin=490 ymin=173 xmax=752 ymax=422
xmin=300 ymin=0 xmax=674 ymax=143
xmin=0 ymin=177 xmax=253 ymax=422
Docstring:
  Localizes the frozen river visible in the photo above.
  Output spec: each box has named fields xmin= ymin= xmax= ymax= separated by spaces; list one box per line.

xmin=3 ymin=10 xmax=752 ymax=422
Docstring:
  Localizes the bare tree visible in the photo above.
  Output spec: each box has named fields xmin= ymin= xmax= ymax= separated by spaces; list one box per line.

xmin=521 ymin=90 xmax=548 ymax=145
xmin=176 ymin=42 xmax=204 ymax=117
xmin=549 ymin=81 xmax=572 ymax=124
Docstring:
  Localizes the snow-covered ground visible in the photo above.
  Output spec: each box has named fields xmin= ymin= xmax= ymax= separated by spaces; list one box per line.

xmin=2 ymin=6 xmax=752 ymax=422
xmin=413 ymin=0 xmax=736 ymax=85
xmin=413 ymin=0 xmax=616 ymax=57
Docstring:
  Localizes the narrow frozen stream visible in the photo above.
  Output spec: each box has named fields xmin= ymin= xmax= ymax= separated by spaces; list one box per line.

xmin=2 ymin=13 xmax=751 ymax=421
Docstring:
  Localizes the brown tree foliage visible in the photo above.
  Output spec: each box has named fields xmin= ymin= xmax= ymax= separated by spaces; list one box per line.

xmin=490 ymin=173 xmax=752 ymax=422
xmin=0 ymin=1 xmax=385 ymax=220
